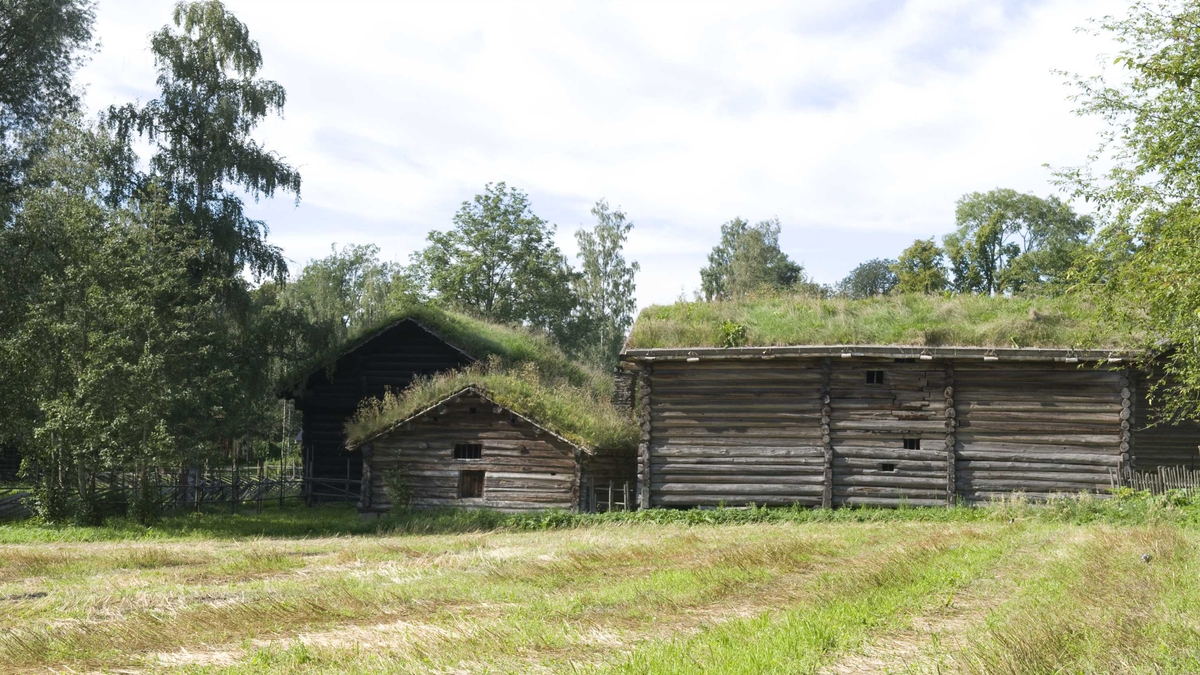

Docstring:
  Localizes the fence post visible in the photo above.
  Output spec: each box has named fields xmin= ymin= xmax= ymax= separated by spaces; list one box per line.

xmin=623 ymin=481 xmax=630 ymax=512
xmin=608 ymin=480 xmax=613 ymax=513
xmin=231 ymin=457 xmax=238 ymax=515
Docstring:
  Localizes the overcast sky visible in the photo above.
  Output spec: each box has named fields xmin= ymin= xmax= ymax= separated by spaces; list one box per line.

xmin=79 ymin=0 xmax=1126 ymax=307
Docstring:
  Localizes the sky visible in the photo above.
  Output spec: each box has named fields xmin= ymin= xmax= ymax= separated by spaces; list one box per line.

xmin=78 ymin=0 xmax=1127 ymax=307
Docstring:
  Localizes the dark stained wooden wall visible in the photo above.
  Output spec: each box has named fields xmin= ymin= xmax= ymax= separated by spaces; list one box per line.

xmin=637 ymin=357 xmax=1196 ymax=508
xmin=1131 ymin=379 xmax=1200 ymax=470
xmin=360 ymin=391 xmax=634 ymax=513
xmin=288 ymin=320 xmax=474 ymax=498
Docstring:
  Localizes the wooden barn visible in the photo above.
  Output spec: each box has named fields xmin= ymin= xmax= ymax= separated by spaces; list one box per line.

xmin=353 ymin=386 xmax=638 ymax=514
xmin=620 ymin=297 xmax=1200 ymax=509
xmin=278 ymin=316 xmax=475 ymax=500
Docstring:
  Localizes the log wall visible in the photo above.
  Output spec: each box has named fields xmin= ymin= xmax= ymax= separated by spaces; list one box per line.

xmin=829 ymin=360 xmax=950 ymax=508
xmin=639 ymin=357 xmax=1192 ymax=508
xmin=646 ymin=360 xmax=826 ymax=507
xmin=1130 ymin=381 xmax=1200 ymax=470
xmin=953 ymin=363 xmax=1124 ymax=503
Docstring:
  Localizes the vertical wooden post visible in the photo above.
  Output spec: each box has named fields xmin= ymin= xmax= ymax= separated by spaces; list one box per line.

xmin=623 ymin=481 xmax=630 ymax=512
xmin=819 ymin=358 xmax=833 ymax=509
xmin=944 ymin=362 xmax=957 ymax=507
xmin=608 ymin=480 xmax=614 ymax=513
xmin=1120 ymin=370 xmax=1134 ymax=472
xmin=231 ymin=453 xmax=238 ymax=515
xmin=358 ymin=445 xmax=373 ymax=512
xmin=637 ymin=368 xmax=653 ymax=510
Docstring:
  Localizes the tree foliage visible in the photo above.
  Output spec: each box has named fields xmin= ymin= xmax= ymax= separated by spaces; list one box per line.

xmin=700 ymin=217 xmax=805 ymax=300
xmin=1059 ymin=0 xmax=1200 ymax=421
xmin=104 ymin=0 xmax=299 ymax=281
xmin=837 ymin=258 xmax=898 ymax=299
xmin=943 ymin=189 xmax=1093 ymax=295
xmin=572 ymin=199 xmax=639 ymax=366
xmin=412 ymin=182 xmax=578 ymax=337
xmin=0 ymin=0 xmax=94 ymax=132
xmin=284 ymin=243 xmax=420 ymax=346
xmin=893 ymin=238 xmax=949 ymax=294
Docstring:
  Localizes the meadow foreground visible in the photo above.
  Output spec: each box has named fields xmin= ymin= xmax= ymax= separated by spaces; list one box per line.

xmin=1 ymin=503 xmax=1199 ymax=674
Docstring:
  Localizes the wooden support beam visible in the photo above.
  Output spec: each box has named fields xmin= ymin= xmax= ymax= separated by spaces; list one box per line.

xmin=638 ymin=367 xmax=653 ymax=509
xmin=1120 ymin=371 xmax=1134 ymax=472
xmin=820 ymin=357 xmax=833 ymax=508
xmin=944 ymin=363 xmax=956 ymax=507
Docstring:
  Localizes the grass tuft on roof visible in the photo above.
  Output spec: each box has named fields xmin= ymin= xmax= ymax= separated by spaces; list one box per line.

xmin=280 ymin=303 xmax=600 ymax=393
xmin=345 ymin=358 xmax=639 ymax=452
xmin=626 ymin=293 xmax=1135 ymax=350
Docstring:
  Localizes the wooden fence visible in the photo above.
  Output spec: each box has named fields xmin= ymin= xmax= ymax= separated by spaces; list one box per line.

xmin=1111 ymin=464 xmax=1200 ymax=494
xmin=0 ymin=467 xmax=362 ymax=522
xmin=588 ymin=480 xmax=632 ymax=513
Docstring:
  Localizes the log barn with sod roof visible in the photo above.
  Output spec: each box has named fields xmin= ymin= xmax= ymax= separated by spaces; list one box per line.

xmin=350 ymin=385 xmax=638 ymax=514
xmin=277 ymin=306 xmax=607 ymax=501
xmin=620 ymin=295 xmax=1200 ymax=509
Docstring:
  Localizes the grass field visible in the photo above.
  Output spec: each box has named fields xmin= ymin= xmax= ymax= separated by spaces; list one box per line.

xmin=2 ymin=497 xmax=1200 ymax=674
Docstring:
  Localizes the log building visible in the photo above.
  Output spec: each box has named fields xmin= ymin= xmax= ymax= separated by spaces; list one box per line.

xmin=278 ymin=318 xmax=474 ymax=499
xmin=354 ymin=386 xmax=637 ymax=514
xmin=619 ymin=345 xmax=1200 ymax=509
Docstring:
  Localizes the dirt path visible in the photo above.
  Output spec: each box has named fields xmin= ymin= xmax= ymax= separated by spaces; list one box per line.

xmin=818 ymin=527 xmax=1089 ymax=675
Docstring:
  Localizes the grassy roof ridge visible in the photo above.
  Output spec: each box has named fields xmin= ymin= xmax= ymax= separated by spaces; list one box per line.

xmin=345 ymin=359 xmax=638 ymax=452
xmin=279 ymin=303 xmax=603 ymax=393
xmin=625 ymin=293 xmax=1137 ymax=351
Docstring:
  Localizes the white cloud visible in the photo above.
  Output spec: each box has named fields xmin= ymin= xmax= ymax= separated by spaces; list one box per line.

xmin=77 ymin=0 xmax=1126 ymax=306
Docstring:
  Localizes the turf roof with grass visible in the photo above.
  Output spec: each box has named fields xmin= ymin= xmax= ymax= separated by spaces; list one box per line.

xmin=345 ymin=360 xmax=639 ymax=452
xmin=278 ymin=303 xmax=602 ymax=394
xmin=625 ymin=293 xmax=1136 ymax=351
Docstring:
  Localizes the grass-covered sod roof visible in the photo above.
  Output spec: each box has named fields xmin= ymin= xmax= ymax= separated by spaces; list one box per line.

xmin=626 ymin=294 xmax=1136 ymax=350
xmin=345 ymin=359 xmax=639 ymax=452
xmin=280 ymin=303 xmax=600 ymax=393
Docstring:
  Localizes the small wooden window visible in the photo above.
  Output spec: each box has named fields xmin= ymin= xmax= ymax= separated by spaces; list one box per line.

xmin=903 ymin=438 xmax=921 ymax=450
xmin=468 ymin=406 xmax=477 ymax=414
xmin=880 ymin=463 xmax=897 ymax=472
xmin=866 ymin=370 xmax=885 ymax=384
xmin=453 ymin=442 xmax=482 ymax=459
xmin=458 ymin=470 xmax=484 ymax=498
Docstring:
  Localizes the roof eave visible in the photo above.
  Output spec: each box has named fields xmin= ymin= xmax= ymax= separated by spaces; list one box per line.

xmin=620 ymin=344 xmax=1142 ymax=364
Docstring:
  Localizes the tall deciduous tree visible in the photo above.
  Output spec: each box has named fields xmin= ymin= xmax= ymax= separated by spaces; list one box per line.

xmin=700 ymin=217 xmax=805 ymax=300
xmin=893 ymin=238 xmax=949 ymax=294
xmin=413 ymin=182 xmax=578 ymax=337
xmin=837 ymin=258 xmax=898 ymax=299
xmin=1059 ymin=0 xmax=1200 ymax=421
xmin=572 ymin=199 xmax=639 ymax=366
xmin=105 ymin=0 xmax=300 ymax=281
xmin=0 ymin=0 xmax=95 ymax=220
xmin=944 ymin=189 xmax=1092 ymax=295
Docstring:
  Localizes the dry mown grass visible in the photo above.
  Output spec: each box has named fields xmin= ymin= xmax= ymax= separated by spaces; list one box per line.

xmin=1 ymin=512 xmax=1199 ymax=674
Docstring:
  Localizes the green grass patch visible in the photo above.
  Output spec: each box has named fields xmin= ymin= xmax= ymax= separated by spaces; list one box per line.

xmin=279 ymin=303 xmax=605 ymax=394
xmin=626 ymin=293 xmax=1133 ymax=349
xmin=345 ymin=358 xmax=638 ymax=451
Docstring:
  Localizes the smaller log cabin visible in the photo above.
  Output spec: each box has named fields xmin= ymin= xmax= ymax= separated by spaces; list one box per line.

xmin=355 ymin=386 xmax=637 ymax=514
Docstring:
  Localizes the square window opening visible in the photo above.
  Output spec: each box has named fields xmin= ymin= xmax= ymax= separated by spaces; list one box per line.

xmin=903 ymin=438 xmax=921 ymax=450
xmin=468 ymin=406 xmax=477 ymax=414
xmin=880 ymin=463 xmax=897 ymax=472
xmin=458 ymin=470 xmax=485 ymax=498
xmin=866 ymin=370 xmax=885 ymax=384
xmin=453 ymin=442 xmax=482 ymax=460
